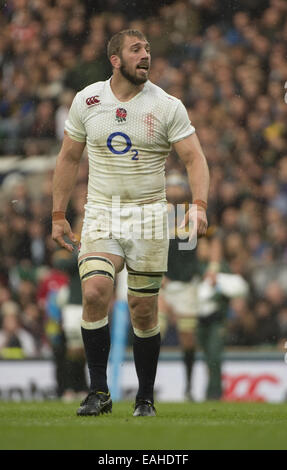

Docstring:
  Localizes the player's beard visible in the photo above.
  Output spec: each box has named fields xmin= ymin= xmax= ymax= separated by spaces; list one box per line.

xmin=120 ymin=59 xmax=149 ymax=86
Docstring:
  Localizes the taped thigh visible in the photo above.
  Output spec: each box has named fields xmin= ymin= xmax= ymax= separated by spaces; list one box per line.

xmin=127 ymin=270 xmax=163 ymax=297
xmin=177 ymin=317 xmax=197 ymax=333
xmin=78 ymin=255 xmax=115 ymax=283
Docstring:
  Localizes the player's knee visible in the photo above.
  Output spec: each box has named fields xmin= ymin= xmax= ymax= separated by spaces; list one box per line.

xmin=83 ymin=279 xmax=112 ymax=317
xmin=83 ymin=286 xmax=103 ymax=307
xmin=129 ymin=296 xmax=152 ymax=315
xmin=129 ymin=297 xmax=157 ymax=330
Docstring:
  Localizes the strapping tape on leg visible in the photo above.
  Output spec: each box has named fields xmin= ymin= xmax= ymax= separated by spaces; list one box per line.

xmin=78 ymin=255 xmax=115 ymax=283
xmin=81 ymin=316 xmax=109 ymax=330
xmin=176 ymin=317 xmax=197 ymax=333
xmin=158 ymin=311 xmax=168 ymax=338
xmin=127 ymin=271 xmax=163 ymax=297
xmin=133 ymin=323 xmax=160 ymax=338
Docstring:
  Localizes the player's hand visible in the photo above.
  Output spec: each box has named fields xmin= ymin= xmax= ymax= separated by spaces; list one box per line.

xmin=179 ymin=206 xmax=208 ymax=241
xmin=52 ymin=218 xmax=78 ymax=252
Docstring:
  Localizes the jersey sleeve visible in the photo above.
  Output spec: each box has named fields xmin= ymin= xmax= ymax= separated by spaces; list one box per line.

xmin=167 ymin=100 xmax=195 ymax=144
xmin=64 ymin=93 xmax=86 ymax=142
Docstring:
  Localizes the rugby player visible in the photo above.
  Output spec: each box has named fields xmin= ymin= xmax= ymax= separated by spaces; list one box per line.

xmin=158 ymin=172 xmax=199 ymax=401
xmin=52 ymin=29 xmax=209 ymax=417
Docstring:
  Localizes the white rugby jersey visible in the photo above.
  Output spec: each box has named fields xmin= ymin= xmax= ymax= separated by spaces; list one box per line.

xmin=65 ymin=78 xmax=195 ymax=207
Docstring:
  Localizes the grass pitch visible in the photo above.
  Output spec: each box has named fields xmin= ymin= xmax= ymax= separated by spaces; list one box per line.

xmin=0 ymin=400 xmax=286 ymax=450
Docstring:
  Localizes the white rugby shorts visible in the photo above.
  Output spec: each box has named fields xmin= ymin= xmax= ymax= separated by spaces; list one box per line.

xmin=79 ymin=203 xmax=169 ymax=272
xmin=161 ymin=279 xmax=199 ymax=316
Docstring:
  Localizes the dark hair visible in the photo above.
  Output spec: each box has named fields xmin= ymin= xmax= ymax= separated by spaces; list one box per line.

xmin=107 ymin=29 xmax=147 ymax=58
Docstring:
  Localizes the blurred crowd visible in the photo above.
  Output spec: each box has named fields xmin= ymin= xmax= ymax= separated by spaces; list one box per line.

xmin=0 ymin=0 xmax=287 ymax=359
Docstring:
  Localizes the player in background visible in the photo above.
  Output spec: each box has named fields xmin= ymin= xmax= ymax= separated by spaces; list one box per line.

xmin=52 ymin=29 xmax=209 ymax=417
xmin=196 ymin=231 xmax=249 ymax=400
xmin=159 ymin=199 xmax=224 ymax=400
xmin=158 ymin=172 xmax=199 ymax=400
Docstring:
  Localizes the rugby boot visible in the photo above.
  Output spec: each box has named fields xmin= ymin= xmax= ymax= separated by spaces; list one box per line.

xmin=77 ymin=391 xmax=112 ymax=416
xmin=133 ymin=399 xmax=156 ymax=417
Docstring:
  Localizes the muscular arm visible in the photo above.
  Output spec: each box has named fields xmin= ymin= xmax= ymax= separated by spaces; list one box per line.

xmin=173 ymin=133 xmax=210 ymax=237
xmin=52 ymin=132 xmax=86 ymax=251
xmin=53 ymin=132 xmax=86 ymax=212
xmin=173 ymin=133 xmax=209 ymax=204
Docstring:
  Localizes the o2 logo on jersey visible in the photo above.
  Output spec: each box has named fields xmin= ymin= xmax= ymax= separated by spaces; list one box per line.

xmin=107 ymin=132 xmax=139 ymax=160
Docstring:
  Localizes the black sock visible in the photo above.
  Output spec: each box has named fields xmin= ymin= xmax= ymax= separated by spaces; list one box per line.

xmin=81 ymin=324 xmax=110 ymax=393
xmin=183 ymin=348 xmax=195 ymax=393
xmin=133 ymin=332 xmax=161 ymax=403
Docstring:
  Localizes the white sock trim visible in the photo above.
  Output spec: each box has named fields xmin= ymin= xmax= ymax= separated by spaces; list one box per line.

xmin=81 ymin=316 xmax=109 ymax=330
xmin=133 ymin=324 xmax=160 ymax=338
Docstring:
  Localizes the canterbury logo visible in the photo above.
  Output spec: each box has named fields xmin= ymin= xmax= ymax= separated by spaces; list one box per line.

xmin=86 ymin=96 xmax=100 ymax=106
xmin=222 ymin=373 xmax=280 ymax=402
